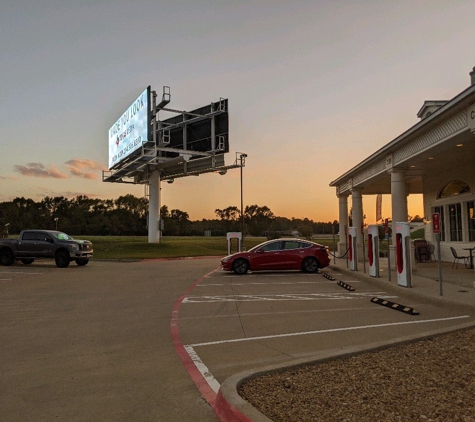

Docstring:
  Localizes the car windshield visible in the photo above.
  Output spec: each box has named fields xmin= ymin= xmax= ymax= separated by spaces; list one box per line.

xmin=248 ymin=241 xmax=281 ymax=252
xmin=53 ymin=232 xmax=73 ymax=241
xmin=248 ymin=243 xmax=267 ymax=252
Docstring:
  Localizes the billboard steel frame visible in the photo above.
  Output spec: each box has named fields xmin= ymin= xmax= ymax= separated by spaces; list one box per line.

xmin=103 ymin=86 xmax=244 ymax=243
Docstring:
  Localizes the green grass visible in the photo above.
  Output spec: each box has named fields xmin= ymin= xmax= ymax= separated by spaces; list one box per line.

xmin=87 ymin=236 xmax=267 ymax=260
xmin=81 ymin=236 xmax=338 ymax=260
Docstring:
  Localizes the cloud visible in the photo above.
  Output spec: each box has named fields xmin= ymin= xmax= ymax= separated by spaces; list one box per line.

xmin=14 ymin=163 xmax=68 ymax=179
xmin=13 ymin=159 xmax=107 ymax=180
xmin=65 ymin=158 xmax=106 ymax=180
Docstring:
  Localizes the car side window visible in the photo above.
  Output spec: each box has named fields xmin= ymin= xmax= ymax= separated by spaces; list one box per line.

xmin=40 ymin=234 xmax=53 ymax=242
xmin=22 ymin=232 xmax=37 ymax=241
xmin=298 ymin=242 xmax=312 ymax=249
xmin=260 ymin=241 xmax=283 ymax=252
xmin=284 ymin=241 xmax=300 ymax=250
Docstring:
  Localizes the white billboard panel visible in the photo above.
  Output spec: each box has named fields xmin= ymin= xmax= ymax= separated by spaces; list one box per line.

xmin=108 ymin=87 xmax=150 ymax=169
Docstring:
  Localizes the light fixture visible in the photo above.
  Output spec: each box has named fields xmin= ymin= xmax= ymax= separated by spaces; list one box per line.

xmin=428 ymin=157 xmax=434 ymax=160
xmin=456 ymin=143 xmax=463 ymax=147
xmin=167 ymin=178 xmax=174 ymax=184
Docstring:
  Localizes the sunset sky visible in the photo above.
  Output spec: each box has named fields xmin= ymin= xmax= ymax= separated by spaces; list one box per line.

xmin=1 ymin=0 xmax=474 ymax=224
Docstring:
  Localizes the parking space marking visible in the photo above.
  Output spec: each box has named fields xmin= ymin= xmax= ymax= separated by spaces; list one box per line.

xmin=187 ymin=315 xmax=470 ymax=347
xmin=179 ymin=306 xmax=388 ymax=320
xmin=183 ymin=291 xmax=396 ymax=303
xmin=200 ymin=281 xmax=359 ymax=286
xmin=184 ymin=346 xmax=220 ymax=394
xmin=0 ymin=271 xmax=43 ymax=275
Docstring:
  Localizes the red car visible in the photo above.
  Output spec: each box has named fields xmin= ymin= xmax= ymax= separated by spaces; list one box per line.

xmin=221 ymin=238 xmax=330 ymax=275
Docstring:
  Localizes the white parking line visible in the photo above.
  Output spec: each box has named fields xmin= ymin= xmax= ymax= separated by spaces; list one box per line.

xmin=200 ymin=281 xmax=355 ymax=286
xmin=179 ymin=306 xmax=388 ymax=320
xmin=184 ymin=346 xmax=220 ymax=394
xmin=183 ymin=291 xmax=396 ymax=303
xmin=188 ymin=315 xmax=470 ymax=347
xmin=0 ymin=271 xmax=42 ymax=274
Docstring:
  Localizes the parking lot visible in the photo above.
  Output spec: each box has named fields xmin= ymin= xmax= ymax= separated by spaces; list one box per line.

xmin=178 ymin=267 xmax=473 ymax=392
xmin=1 ymin=259 xmax=473 ymax=421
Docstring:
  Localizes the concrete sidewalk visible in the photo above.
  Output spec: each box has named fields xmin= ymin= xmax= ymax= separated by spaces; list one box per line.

xmin=330 ymin=257 xmax=475 ymax=311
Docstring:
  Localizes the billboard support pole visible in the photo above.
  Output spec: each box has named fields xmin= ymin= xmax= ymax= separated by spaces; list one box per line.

xmin=148 ymin=90 xmax=161 ymax=244
xmin=148 ymin=169 xmax=161 ymax=243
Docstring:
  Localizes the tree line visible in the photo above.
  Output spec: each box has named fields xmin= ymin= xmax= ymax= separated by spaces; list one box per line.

xmin=0 ymin=195 xmax=338 ymax=238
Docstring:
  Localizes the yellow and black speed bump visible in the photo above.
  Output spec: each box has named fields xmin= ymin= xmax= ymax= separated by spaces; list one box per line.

xmin=321 ymin=273 xmax=336 ymax=281
xmin=370 ymin=297 xmax=420 ymax=315
xmin=337 ymin=280 xmax=355 ymax=291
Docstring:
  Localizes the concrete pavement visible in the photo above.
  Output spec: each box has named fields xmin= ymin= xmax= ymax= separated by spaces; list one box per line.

xmin=217 ymin=257 xmax=475 ymax=421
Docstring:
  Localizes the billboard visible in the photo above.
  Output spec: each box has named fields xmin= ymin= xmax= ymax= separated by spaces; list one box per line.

xmin=108 ymin=86 xmax=151 ymax=169
xmin=158 ymin=99 xmax=228 ymax=159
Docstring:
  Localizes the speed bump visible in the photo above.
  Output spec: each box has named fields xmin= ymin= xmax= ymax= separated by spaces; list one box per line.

xmin=337 ymin=280 xmax=355 ymax=291
xmin=321 ymin=273 xmax=336 ymax=281
xmin=371 ymin=297 xmax=420 ymax=315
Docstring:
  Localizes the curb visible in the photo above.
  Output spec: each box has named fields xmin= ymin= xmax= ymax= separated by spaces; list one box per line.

xmin=330 ymin=264 xmax=475 ymax=313
xmin=218 ymin=320 xmax=475 ymax=421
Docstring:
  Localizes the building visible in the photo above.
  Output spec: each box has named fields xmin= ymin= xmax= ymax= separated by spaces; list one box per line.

xmin=330 ymin=66 xmax=475 ymax=264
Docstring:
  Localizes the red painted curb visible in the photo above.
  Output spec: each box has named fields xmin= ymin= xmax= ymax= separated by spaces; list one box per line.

xmin=170 ymin=268 xmax=255 ymax=422
xmin=214 ymin=389 xmax=255 ymax=422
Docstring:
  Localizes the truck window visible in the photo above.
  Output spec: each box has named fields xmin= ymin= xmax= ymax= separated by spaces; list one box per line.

xmin=22 ymin=232 xmax=38 ymax=241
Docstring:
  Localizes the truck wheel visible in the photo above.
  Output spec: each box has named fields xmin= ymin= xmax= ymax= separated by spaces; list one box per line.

xmin=75 ymin=259 xmax=89 ymax=266
xmin=55 ymin=250 xmax=70 ymax=268
xmin=0 ymin=249 xmax=14 ymax=266
xmin=20 ymin=258 xmax=35 ymax=265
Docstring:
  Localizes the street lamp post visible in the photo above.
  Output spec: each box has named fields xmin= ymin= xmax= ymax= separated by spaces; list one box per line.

xmin=54 ymin=217 xmax=59 ymax=231
xmin=238 ymin=153 xmax=247 ymax=249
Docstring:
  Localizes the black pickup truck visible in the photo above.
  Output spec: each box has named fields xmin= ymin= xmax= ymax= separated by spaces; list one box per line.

xmin=0 ymin=230 xmax=93 ymax=268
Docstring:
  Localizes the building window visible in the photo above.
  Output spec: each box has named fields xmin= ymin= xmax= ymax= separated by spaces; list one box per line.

xmin=438 ymin=180 xmax=471 ymax=199
xmin=468 ymin=201 xmax=475 ymax=242
xmin=434 ymin=206 xmax=445 ymax=241
xmin=448 ymin=203 xmax=462 ymax=241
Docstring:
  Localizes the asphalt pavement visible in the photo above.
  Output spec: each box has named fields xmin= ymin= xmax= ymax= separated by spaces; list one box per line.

xmin=2 ymin=256 xmax=474 ymax=422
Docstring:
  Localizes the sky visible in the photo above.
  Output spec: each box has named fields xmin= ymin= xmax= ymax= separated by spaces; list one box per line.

xmin=1 ymin=0 xmax=474 ymax=224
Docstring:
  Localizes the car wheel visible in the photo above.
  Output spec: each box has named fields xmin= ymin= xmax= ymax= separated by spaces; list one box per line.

xmin=232 ymin=258 xmax=249 ymax=275
xmin=0 ymin=249 xmax=14 ymax=266
xmin=75 ymin=259 xmax=89 ymax=266
xmin=55 ymin=250 xmax=70 ymax=268
xmin=302 ymin=257 xmax=319 ymax=273
xmin=20 ymin=258 xmax=35 ymax=265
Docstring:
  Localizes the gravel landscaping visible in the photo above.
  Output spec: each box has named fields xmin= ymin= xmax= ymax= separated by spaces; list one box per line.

xmin=239 ymin=327 xmax=475 ymax=421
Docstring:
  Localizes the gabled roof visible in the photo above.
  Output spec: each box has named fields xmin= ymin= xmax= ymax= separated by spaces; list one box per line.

xmin=416 ymin=100 xmax=448 ymax=119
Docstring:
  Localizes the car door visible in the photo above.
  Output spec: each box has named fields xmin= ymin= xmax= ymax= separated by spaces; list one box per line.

xmin=35 ymin=233 xmax=54 ymax=257
xmin=281 ymin=240 xmax=305 ymax=269
xmin=250 ymin=241 xmax=285 ymax=270
xmin=16 ymin=232 xmax=38 ymax=257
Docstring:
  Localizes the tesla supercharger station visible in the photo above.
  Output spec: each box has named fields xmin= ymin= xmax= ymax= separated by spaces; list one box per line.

xmin=395 ymin=222 xmax=412 ymax=288
xmin=367 ymin=225 xmax=380 ymax=277
xmin=226 ymin=232 xmax=242 ymax=255
xmin=348 ymin=227 xmax=358 ymax=271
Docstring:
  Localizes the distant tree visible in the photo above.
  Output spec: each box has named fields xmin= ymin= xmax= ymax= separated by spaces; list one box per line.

xmin=298 ymin=223 xmax=313 ymax=239
xmin=215 ymin=206 xmax=240 ymax=233
xmin=244 ymin=205 xmax=274 ymax=236
xmin=0 ymin=195 xmax=339 ymax=237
